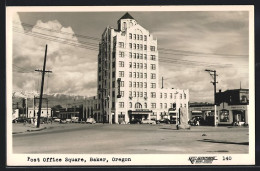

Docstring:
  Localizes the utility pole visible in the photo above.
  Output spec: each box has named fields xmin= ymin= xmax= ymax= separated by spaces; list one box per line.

xmin=35 ymin=45 xmax=52 ymax=128
xmin=162 ymin=77 xmax=164 ymax=89
xmin=205 ymin=69 xmax=218 ymax=126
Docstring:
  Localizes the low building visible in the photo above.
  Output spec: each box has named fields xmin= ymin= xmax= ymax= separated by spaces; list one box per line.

xmin=189 ymin=89 xmax=249 ymax=126
xmin=58 ymin=107 xmax=83 ymax=120
xmin=27 ymin=107 xmax=52 ymax=118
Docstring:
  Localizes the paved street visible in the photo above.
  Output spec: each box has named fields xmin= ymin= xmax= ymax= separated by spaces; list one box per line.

xmin=12 ymin=123 xmax=249 ymax=154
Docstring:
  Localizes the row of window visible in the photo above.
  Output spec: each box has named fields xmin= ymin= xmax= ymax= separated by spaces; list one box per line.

xmin=118 ymin=52 xmax=157 ymax=61
xmin=129 ymin=33 xmax=147 ymax=41
xmin=129 ymin=72 xmax=156 ymax=79
xmin=129 ymin=82 xmax=148 ymax=88
xmin=129 ymin=43 xmax=156 ymax=51
xmin=126 ymin=102 xmax=187 ymax=109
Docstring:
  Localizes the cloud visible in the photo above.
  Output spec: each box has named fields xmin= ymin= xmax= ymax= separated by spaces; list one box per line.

xmin=12 ymin=13 xmax=98 ymax=97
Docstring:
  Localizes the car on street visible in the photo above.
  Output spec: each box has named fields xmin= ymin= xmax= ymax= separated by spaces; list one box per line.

xmin=157 ymin=118 xmax=171 ymax=124
xmin=141 ymin=119 xmax=156 ymax=124
xmin=188 ymin=116 xmax=205 ymax=126
xmin=65 ymin=119 xmax=72 ymax=123
xmin=59 ymin=119 xmax=67 ymax=124
xmin=54 ymin=118 xmax=61 ymax=122
xmin=86 ymin=118 xmax=96 ymax=124
xmin=130 ymin=118 xmax=142 ymax=124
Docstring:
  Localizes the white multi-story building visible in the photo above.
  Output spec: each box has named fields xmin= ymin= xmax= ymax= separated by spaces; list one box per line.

xmin=92 ymin=12 xmax=189 ymax=123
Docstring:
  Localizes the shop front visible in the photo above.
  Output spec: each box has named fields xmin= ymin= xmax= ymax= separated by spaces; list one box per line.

xmin=189 ymin=105 xmax=215 ymax=125
xmin=218 ymin=102 xmax=248 ymax=125
xmin=128 ymin=109 xmax=153 ymax=122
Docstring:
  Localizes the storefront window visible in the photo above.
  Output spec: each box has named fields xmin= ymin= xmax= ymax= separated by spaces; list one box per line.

xmin=220 ymin=110 xmax=229 ymax=122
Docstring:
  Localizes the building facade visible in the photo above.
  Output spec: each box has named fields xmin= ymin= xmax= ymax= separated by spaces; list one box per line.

xmin=91 ymin=13 xmax=189 ymax=124
xmin=27 ymin=107 xmax=52 ymax=118
xmin=189 ymin=89 xmax=249 ymax=126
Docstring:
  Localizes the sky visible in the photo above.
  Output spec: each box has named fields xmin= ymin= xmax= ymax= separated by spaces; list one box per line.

xmin=11 ymin=10 xmax=250 ymax=102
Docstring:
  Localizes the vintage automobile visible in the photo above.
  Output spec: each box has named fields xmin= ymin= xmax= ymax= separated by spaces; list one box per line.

xmin=86 ymin=118 xmax=96 ymax=124
xmin=141 ymin=119 xmax=156 ymax=124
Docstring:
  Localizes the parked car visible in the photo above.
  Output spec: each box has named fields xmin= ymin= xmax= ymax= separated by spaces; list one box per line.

xmin=188 ymin=116 xmax=205 ymax=126
xmin=141 ymin=119 xmax=156 ymax=124
xmin=86 ymin=118 xmax=96 ymax=124
xmin=60 ymin=119 xmax=67 ymax=124
xmin=54 ymin=118 xmax=61 ymax=122
xmin=130 ymin=118 xmax=142 ymax=124
xmin=66 ymin=119 xmax=72 ymax=123
xmin=71 ymin=117 xmax=79 ymax=123
xmin=158 ymin=118 xmax=171 ymax=124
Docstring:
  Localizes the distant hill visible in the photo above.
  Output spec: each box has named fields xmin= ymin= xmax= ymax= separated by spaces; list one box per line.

xmin=12 ymin=91 xmax=89 ymax=109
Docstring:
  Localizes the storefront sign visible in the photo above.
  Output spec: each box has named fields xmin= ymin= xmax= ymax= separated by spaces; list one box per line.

xmin=192 ymin=107 xmax=214 ymax=111
xmin=230 ymin=105 xmax=247 ymax=110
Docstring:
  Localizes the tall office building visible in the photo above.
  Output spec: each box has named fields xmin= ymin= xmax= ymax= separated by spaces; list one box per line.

xmin=95 ymin=12 xmax=189 ymax=123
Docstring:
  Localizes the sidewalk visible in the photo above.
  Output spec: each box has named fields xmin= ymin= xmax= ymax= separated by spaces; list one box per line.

xmin=12 ymin=122 xmax=58 ymax=134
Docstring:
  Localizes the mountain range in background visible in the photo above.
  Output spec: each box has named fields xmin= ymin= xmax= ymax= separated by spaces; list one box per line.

xmin=12 ymin=90 xmax=89 ymax=109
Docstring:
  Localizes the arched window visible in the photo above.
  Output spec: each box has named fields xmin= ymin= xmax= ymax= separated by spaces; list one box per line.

xmin=144 ymin=103 xmax=147 ymax=108
xmin=129 ymin=102 xmax=132 ymax=108
xmin=135 ymin=102 xmax=142 ymax=109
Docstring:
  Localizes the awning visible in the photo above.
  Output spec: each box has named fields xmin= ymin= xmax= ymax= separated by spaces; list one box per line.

xmin=129 ymin=110 xmax=153 ymax=115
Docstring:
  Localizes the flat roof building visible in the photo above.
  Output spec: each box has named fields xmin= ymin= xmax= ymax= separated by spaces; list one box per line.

xmin=89 ymin=13 xmax=189 ymax=124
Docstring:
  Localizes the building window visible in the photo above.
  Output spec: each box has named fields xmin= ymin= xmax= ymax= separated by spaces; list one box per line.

xmin=137 ymin=53 xmax=139 ymax=59
xmin=112 ymin=71 xmax=115 ymax=78
xmin=129 ymin=72 xmax=132 ymax=78
xmin=151 ymin=55 xmax=156 ymax=61
xmin=151 ymin=64 xmax=156 ymax=70
xmin=144 ymin=45 xmax=147 ymax=50
xmin=151 ymin=83 xmax=156 ymax=88
xmin=119 ymin=61 xmax=124 ymax=67
xmin=140 ymin=82 xmax=143 ymax=88
xmin=144 ymin=73 xmax=147 ymax=79
xmin=119 ymin=51 xmax=124 ymax=57
xmin=151 ymin=73 xmax=156 ymax=79
xmin=119 ymin=42 xmax=124 ymax=48
xmin=133 ymin=82 xmax=136 ymax=87
xmin=119 ymin=71 xmax=124 ymax=77
xmin=144 ymin=102 xmax=147 ymax=108
xmin=112 ymin=62 xmax=115 ymax=68
xmin=129 ymin=43 xmax=132 ymax=49
xmin=144 ymin=64 xmax=147 ymax=69
xmin=180 ymin=94 xmax=182 ymax=99
xmin=129 ymin=33 xmax=132 ymax=39
xmin=112 ymin=81 xmax=115 ymax=88
xmin=133 ymin=62 xmax=136 ymax=68
xmin=184 ymin=93 xmax=186 ymax=99
xmin=119 ymin=102 xmax=124 ymax=108
xmin=112 ymin=91 xmax=115 ymax=97
xmin=144 ymin=82 xmax=147 ymax=88
xmin=129 ymin=91 xmax=132 ymax=97
xmin=137 ymin=63 xmax=139 ymax=68
xmin=133 ymin=43 xmax=136 ymax=49
xmin=164 ymin=93 xmax=167 ymax=98
xmin=134 ymin=34 xmax=136 ymax=40
xmin=144 ymin=92 xmax=147 ymax=97
xmin=137 ymin=72 xmax=139 ymax=78
xmin=184 ymin=104 xmax=186 ymax=107
xmin=129 ymin=52 xmax=132 ymax=58
xmin=144 ymin=35 xmax=147 ymax=41
xmin=137 ymin=92 xmax=139 ymax=97
xmin=140 ymin=92 xmax=143 ymax=97
xmin=133 ymin=72 xmax=136 ymax=78
xmin=137 ymin=44 xmax=139 ymax=49
xmin=133 ymin=91 xmax=136 ymax=97
xmin=120 ymin=91 xmax=124 ymax=97
xmin=129 ymin=102 xmax=132 ymax=108
xmin=151 ymin=103 xmax=156 ymax=108
xmin=170 ymin=93 xmax=172 ymax=99
xmin=129 ymin=62 xmax=132 ymax=68
xmin=160 ymin=103 xmax=163 ymax=109
xmin=120 ymin=81 xmax=124 ymax=87
xmin=140 ymin=44 xmax=143 ymax=50
xmin=164 ymin=103 xmax=167 ymax=109
xmin=129 ymin=81 xmax=132 ymax=87
xmin=140 ymin=72 xmax=143 ymax=78
xmin=140 ymin=54 xmax=143 ymax=59
xmin=137 ymin=82 xmax=139 ymax=88
xmin=150 ymin=46 xmax=156 ymax=51
xmin=140 ymin=35 xmax=143 ymax=40
xmin=151 ymin=92 xmax=156 ymax=98
xmin=112 ymin=102 xmax=115 ymax=108
xmin=133 ymin=53 xmax=136 ymax=58
xmin=160 ymin=93 xmax=162 ymax=98
xmin=144 ymin=54 xmax=147 ymax=60
xmin=137 ymin=34 xmax=139 ymax=40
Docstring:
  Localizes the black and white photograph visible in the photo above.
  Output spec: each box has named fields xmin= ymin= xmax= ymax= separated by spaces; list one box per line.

xmin=6 ymin=6 xmax=255 ymax=166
